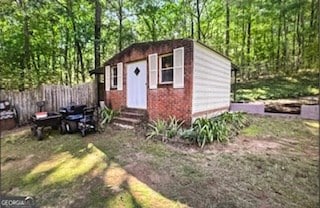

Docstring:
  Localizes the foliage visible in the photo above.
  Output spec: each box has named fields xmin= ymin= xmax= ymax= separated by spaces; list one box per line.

xmin=181 ymin=112 xmax=248 ymax=148
xmin=100 ymin=106 xmax=118 ymax=127
xmin=0 ymin=0 xmax=318 ymax=90
xmin=146 ymin=116 xmax=184 ymax=141
xmin=167 ymin=116 xmax=185 ymax=139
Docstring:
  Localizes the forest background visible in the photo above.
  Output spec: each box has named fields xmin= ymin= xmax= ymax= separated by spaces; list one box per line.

xmin=0 ymin=0 xmax=319 ymax=91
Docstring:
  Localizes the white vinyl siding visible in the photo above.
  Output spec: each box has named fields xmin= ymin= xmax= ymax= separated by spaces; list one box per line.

xmin=148 ymin=53 xmax=158 ymax=89
xmin=192 ymin=42 xmax=231 ymax=115
xmin=117 ymin=62 xmax=123 ymax=90
xmin=173 ymin=47 xmax=184 ymax=88
xmin=105 ymin=65 xmax=110 ymax=91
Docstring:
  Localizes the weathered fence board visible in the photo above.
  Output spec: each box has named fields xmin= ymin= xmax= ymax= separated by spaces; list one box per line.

xmin=0 ymin=82 xmax=97 ymax=125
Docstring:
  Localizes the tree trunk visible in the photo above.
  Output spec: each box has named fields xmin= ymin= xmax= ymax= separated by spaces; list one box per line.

xmin=283 ymin=7 xmax=288 ymax=72
xmin=246 ymin=19 xmax=251 ymax=75
xmin=240 ymin=4 xmax=246 ymax=79
xmin=67 ymin=0 xmax=85 ymax=83
xmin=196 ymin=0 xmax=201 ymax=41
xmin=225 ymin=0 xmax=230 ymax=56
xmin=300 ymin=8 xmax=305 ymax=68
xmin=297 ymin=8 xmax=303 ymax=69
xmin=276 ymin=7 xmax=282 ymax=71
xmin=118 ymin=0 xmax=123 ymax=51
xmin=64 ymin=27 xmax=71 ymax=86
xmin=17 ymin=0 xmax=31 ymax=91
xmin=191 ymin=13 xmax=194 ymax=39
xmin=50 ymin=24 xmax=56 ymax=74
xmin=94 ymin=0 xmax=101 ymax=71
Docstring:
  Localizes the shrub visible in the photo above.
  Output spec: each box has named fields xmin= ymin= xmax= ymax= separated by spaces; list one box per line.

xmin=146 ymin=119 xmax=167 ymax=141
xmin=100 ymin=106 xmax=118 ymax=128
xmin=146 ymin=116 xmax=184 ymax=142
xmin=182 ymin=112 xmax=249 ymax=148
xmin=167 ymin=116 xmax=184 ymax=139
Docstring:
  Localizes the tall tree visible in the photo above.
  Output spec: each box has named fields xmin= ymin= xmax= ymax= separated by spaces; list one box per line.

xmin=225 ymin=0 xmax=230 ymax=56
xmin=94 ymin=0 xmax=101 ymax=70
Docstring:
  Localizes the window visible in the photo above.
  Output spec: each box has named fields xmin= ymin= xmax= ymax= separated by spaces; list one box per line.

xmin=159 ymin=54 xmax=173 ymax=83
xmin=111 ymin=66 xmax=117 ymax=88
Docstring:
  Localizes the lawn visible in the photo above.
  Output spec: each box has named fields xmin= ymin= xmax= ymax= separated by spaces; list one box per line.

xmin=1 ymin=115 xmax=319 ymax=208
xmin=234 ymin=70 xmax=319 ymax=101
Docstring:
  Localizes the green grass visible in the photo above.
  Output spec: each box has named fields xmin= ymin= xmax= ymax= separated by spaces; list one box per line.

xmin=234 ymin=70 xmax=319 ymax=101
xmin=1 ymin=117 xmax=319 ymax=208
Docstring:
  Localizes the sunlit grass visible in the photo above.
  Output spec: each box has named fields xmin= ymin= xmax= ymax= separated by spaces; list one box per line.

xmin=304 ymin=121 xmax=319 ymax=136
xmin=235 ymin=70 xmax=319 ymax=101
xmin=12 ymin=139 xmax=187 ymax=207
xmin=126 ymin=175 xmax=186 ymax=208
xmin=103 ymin=162 xmax=187 ymax=208
xmin=24 ymin=143 xmax=108 ymax=186
xmin=241 ymin=115 xmax=319 ymax=139
xmin=106 ymin=190 xmax=137 ymax=208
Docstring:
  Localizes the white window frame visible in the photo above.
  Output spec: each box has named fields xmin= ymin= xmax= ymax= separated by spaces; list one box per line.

xmin=111 ymin=66 xmax=118 ymax=89
xmin=159 ymin=53 xmax=174 ymax=84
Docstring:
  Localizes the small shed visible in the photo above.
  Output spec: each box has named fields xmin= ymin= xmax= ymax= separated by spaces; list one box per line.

xmin=92 ymin=39 xmax=237 ymax=125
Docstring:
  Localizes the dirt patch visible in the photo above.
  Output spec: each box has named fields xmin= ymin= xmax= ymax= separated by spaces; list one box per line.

xmin=224 ymin=137 xmax=281 ymax=154
xmin=124 ymin=162 xmax=171 ymax=188
xmin=0 ymin=126 xmax=30 ymax=138
xmin=165 ymin=136 xmax=281 ymax=156
xmin=1 ymin=154 xmax=36 ymax=171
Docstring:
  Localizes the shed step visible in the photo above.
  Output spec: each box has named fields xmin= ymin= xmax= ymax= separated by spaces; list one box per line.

xmin=113 ymin=117 xmax=141 ymax=126
xmin=120 ymin=111 xmax=145 ymax=119
xmin=113 ymin=123 xmax=134 ymax=129
xmin=121 ymin=108 xmax=147 ymax=114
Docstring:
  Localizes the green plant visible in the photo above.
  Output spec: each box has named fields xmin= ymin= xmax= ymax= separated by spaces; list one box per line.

xmin=146 ymin=119 xmax=167 ymax=141
xmin=146 ymin=117 xmax=184 ymax=141
xmin=167 ymin=116 xmax=184 ymax=139
xmin=182 ymin=112 xmax=249 ymax=148
xmin=100 ymin=107 xmax=118 ymax=127
xmin=192 ymin=117 xmax=228 ymax=148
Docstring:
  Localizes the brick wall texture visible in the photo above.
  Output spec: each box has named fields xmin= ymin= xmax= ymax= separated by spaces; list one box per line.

xmin=105 ymin=39 xmax=194 ymax=125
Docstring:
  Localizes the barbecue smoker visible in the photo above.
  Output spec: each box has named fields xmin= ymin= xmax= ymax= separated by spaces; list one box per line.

xmin=30 ymin=101 xmax=61 ymax=140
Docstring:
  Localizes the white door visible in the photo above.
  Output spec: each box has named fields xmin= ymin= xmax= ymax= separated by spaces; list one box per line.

xmin=127 ymin=60 xmax=147 ymax=109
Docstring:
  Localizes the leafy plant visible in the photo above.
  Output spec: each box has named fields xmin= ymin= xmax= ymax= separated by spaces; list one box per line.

xmin=146 ymin=119 xmax=167 ymax=140
xmin=146 ymin=117 xmax=184 ymax=141
xmin=182 ymin=112 xmax=249 ymax=148
xmin=100 ymin=106 xmax=118 ymax=127
xmin=167 ymin=116 xmax=184 ymax=139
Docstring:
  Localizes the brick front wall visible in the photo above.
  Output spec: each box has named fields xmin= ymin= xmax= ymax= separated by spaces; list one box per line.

xmin=105 ymin=90 xmax=124 ymax=111
xmin=105 ymin=39 xmax=194 ymax=125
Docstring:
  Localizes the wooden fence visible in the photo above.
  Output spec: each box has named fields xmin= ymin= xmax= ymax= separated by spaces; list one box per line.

xmin=0 ymin=82 xmax=97 ymax=125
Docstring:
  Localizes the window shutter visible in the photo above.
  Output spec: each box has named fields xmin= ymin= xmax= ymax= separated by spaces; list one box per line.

xmin=105 ymin=65 xmax=110 ymax=91
xmin=117 ymin=62 xmax=123 ymax=90
xmin=173 ymin=47 xmax=184 ymax=88
xmin=148 ymin=53 xmax=158 ymax=89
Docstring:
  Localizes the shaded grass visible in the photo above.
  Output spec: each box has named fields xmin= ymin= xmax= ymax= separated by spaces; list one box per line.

xmin=1 ymin=128 xmax=187 ymax=208
xmin=1 ymin=117 xmax=319 ymax=208
xmin=234 ymin=70 xmax=319 ymax=101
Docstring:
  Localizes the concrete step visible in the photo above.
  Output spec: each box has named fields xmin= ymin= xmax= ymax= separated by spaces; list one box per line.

xmin=113 ymin=123 xmax=134 ymax=129
xmin=121 ymin=108 xmax=147 ymax=115
xmin=113 ymin=116 xmax=141 ymax=127
xmin=120 ymin=111 xmax=145 ymax=119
